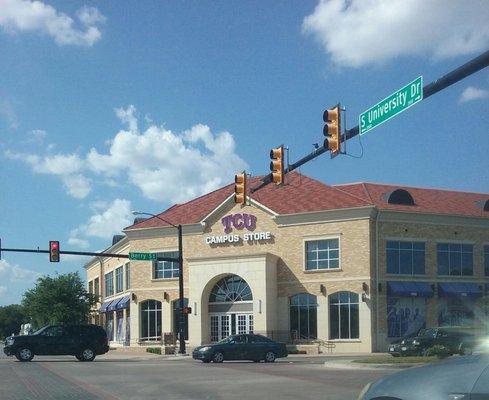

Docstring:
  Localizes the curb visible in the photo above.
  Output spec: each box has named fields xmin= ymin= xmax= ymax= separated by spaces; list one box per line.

xmin=323 ymin=360 xmax=421 ymax=371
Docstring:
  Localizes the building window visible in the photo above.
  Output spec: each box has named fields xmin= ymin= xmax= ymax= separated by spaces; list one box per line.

xmin=387 ymin=297 xmax=426 ymax=338
xmin=329 ymin=292 xmax=359 ymax=340
xmin=88 ymin=280 xmax=93 ymax=294
xmin=485 ymin=245 xmax=489 ymax=277
xmin=115 ymin=266 xmax=123 ymax=293
xmin=209 ymin=275 xmax=252 ymax=302
xmin=437 ymin=243 xmax=473 ymax=276
xmin=154 ymin=251 xmax=179 ymax=279
xmin=140 ymin=300 xmax=162 ymax=341
xmin=438 ymin=298 xmax=475 ymax=327
xmin=173 ymin=299 xmax=189 ymax=341
xmin=386 ymin=241 xmax=425 ymax=275
xmin=289 ymin=293 xmax=317 ymax=340
xmin=94 ymin=277 xmax=99 ymax=296
xmin=125 ymin=262 xmax=131 ymax=290
xmin=104 ymin=272 xmax=114 ymax=297
xmin=305 ymin=239 xmax=339 ymax=271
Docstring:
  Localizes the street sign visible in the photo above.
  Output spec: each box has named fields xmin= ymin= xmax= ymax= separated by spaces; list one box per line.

xmin=129 ymin=252 xmax=156 ymax=261
xmin=359 ymin=76 xmax=423 ymax=135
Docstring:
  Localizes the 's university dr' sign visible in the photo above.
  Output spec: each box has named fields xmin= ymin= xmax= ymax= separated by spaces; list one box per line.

xmin=359 ymin=76 xmax=423 ymax=135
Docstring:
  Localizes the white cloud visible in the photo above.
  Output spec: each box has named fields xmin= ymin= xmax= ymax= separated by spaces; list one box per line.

xmin=303 ymin=0 xmax=489 ymax=68
xmin=0 ymin=99 xmax=19 ymax=128
xmin=0 ymin=259 xmax=41 ymax=283
xmin=71 ymin=198 xmax=132 ymax=242
xmin=0 ymin=286 xmax=6 ymax=296
xmin=459 ymin=86 xmax=489 ymax=103
xmin=4 ymin=105 xmax=247 ymax=204
xmin=24 ymin=129 xmax=47 ymax=144
xmin=67 ymin=236 xmax=89 ymax=249
xmin=87 ymin=106 xmax=248 ymax=203
xmin=4 ymin=150 xmax=91 ymax=198
xmin=0 ymin=0 xmax=105 ymax=47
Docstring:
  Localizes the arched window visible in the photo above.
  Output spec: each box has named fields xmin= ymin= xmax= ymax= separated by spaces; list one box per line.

xmin=173 ymin=298 xmax=189 ymax=341
xmin=387 ymin=189 xmax=415 ymax=205
xmin=289 ymin=293 xmax=317 ymax=340
xmin=140 ymin=300 xmax=162 ymax=341
xmin=209 ymin=275 xmax=253 ymax=302
xmin=329 ymin=292 xmax=359 ymax=339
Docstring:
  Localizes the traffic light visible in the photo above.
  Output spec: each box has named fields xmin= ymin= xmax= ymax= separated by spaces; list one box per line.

xmin=182 ymin=306 xmax=192 ymax=315
xmin=49 ymin=241 xmax=60 ymax=262
xmin=269 ymin=145 xmax=284 ymax=185
xmin=323 ymin=104 xmax=341 ymax=157
xmin=234 ymin=172 xmax=247 ymax=204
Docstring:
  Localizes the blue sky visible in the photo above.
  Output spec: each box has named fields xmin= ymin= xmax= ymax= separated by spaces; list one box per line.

xmin=0 ymin=0 xmax=488 ymax=305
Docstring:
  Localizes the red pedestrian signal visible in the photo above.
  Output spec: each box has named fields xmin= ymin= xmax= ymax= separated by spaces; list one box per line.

xmin=182 ymin=306 xmax=192 ymax=315
xmin=49 ymin=241 xmax=60 ymax=262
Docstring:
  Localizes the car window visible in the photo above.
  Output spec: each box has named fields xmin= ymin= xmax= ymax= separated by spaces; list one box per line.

xmin=233 ymin=335 xmax=246 ymax=344
xmin=248 ymin=335 xmax=272 ymax=343
xmin=41 ymin=326 xmax=66 ymax=337
xmin=421 ymin=328 xmax=437 ymax=338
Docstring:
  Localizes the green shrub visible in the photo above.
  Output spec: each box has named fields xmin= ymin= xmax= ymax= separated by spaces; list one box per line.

xmin=146 ymin=347 xmax=162 ymax=355
xmin=425 ymin=345 xmax=450 ymax=358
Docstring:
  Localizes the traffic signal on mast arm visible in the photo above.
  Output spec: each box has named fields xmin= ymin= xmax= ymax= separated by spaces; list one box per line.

xmin=323 ymin=105 xmax=341 ymax=158
xmin=49 ymin=240 xmax=60 ymax=262
xmin=270 ymin=145 xmax=284 ymax=185
xmin=234 ymin=172 xmax=247 ymax=204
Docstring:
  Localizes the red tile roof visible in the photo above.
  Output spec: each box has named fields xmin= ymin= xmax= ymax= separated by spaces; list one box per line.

xmin=125 ymin=172 xmax=489 ymax=230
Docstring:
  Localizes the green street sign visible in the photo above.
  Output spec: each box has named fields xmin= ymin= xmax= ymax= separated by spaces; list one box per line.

xmin=359 ymin=76 xmax=423 ymax=135
xmin=129 ymin=252 xmax=156 ymax=261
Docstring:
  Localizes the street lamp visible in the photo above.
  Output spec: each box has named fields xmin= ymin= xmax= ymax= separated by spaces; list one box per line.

xmin=132 ymin=211 xmax=186 ymax=354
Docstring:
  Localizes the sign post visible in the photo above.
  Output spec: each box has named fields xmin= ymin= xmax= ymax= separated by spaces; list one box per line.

xmin=359 ymin=76 xmax=423 ymax=135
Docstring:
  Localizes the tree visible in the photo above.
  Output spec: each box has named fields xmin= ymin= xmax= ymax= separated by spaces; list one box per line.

xmin=22 ymin=272 xmax=98 ymax=329
xmin=0 ymin=304 xmax=28 ymax=339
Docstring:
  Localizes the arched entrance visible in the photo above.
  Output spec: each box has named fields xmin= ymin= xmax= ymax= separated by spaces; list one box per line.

xmin=208 ymin=274 xmax=253 ymax=341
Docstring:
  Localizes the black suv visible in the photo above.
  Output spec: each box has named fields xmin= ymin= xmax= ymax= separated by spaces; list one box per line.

xmin=399 ymin=327 xmax=480 ymax=356
xmin=3 ymin=324 xmax=109 ymax=362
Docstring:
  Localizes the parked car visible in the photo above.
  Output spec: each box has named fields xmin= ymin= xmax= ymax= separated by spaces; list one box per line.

xmin=398 ymin=327 xmax=480 ymax=356
xmin=388 ymin=329 xmax=425 ymax=357
xmin=192 ymin=334 xmax=288 ymax=363
xmin=3 ymin=324 xmax=109 ymax=362
xmin=358 ymin=351 xmax=489 ymax=400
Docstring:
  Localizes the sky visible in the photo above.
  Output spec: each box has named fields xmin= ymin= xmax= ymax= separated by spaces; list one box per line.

xmin=0 ymin=0 xmax=488 ymax=306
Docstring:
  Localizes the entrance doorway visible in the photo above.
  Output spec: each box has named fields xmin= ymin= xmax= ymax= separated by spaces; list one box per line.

xmin=210 ymin=313 xmax=253 ymax=342
xmin=208 ymin=275 xmax=254 ymax=342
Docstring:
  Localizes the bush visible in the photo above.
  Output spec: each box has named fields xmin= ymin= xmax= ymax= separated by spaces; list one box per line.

xmin=425 ymin=345 xmax=451 ymax=358
xmin=146 ymin=347 xmax=162 ymax=355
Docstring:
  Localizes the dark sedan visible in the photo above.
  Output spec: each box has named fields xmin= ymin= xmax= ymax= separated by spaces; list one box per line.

xmin=192 ymin=334 xmax=288 ymax=363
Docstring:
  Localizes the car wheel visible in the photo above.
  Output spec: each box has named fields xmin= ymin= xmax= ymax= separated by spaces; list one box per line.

xmin=16 ymin=347 xmax=34 ymax=362
xmin=75 ymin=354 xmax=84 ymax=361
xmin=80 ymin=348 xmax=96 ymax=362
xmin=212 ymin=352 xmax=224 ymax=363
xmin=460 ymin=346 xmax=472 ymax=356
xmin=264 ymin=351 xmax=276 ymax=363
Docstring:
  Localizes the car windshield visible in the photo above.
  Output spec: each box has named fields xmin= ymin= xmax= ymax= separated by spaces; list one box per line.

xmin=420 ymin=328 xmax=437 ymax=338
xmin=31 ymin=326 xmax=48 ymax=335
xmin=217 ymin=336 xmax=235 ymax=344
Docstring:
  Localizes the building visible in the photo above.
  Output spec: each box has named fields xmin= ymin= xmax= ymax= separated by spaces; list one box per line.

xmin=85 ymin=172 xmax=489 ymax=352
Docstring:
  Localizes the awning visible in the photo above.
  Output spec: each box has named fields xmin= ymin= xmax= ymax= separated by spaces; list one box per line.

xmin=107 ymin=299 xmax=119 ymax=312
xmin=115 ymin=295 xmax=131 ymax=310
xmin=98 ymin=300 xmax=114 ymax=313
xmin=387 ymin=281 xmax=434 ymax=297
xmin=438 ymin=282 xmax=483 ymax=298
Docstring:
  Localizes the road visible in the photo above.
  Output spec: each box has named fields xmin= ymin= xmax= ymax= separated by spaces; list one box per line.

xmin=0 ymin=349 xmax=394 ymax=400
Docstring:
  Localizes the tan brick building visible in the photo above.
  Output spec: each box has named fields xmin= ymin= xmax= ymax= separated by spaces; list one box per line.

xmin=85 ymin=173 xmax=489 ymax=353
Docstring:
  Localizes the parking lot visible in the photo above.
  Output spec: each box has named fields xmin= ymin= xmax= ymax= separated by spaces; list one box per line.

xmin=0 ymin=348 xmax=393 ymax=400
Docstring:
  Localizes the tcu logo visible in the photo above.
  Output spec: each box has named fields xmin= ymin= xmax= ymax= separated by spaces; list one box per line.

xmin=221 ymin=213 xmax=257 ymax=234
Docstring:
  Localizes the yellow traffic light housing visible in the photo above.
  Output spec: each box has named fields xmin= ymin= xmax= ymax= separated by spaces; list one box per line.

xmin=270 ymin=146 xmax=284 ymax=185
xmin=234 ymin=172 xmax=247 ymax=204
xmin=323 ymin=105 xmax=341 ymax=157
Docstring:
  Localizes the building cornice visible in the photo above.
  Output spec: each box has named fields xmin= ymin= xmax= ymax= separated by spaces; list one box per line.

xmin=378 ymin=210 xmax=489 ymax=228
xmin=274 ymin=206 xmax=376 ymax=227
xmin=124 ymin=223 xmax=205 ymax=240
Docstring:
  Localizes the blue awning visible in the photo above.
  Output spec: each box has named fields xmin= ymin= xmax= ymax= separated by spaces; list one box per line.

xmin=387 ymin=281 xmax=434 ymax=297
xmin=115 ymin=295 xmax=131 ymax=310
xmin=438 ymin=282 xmax=483 ymax=298
xmin=98 ymin=300 xmax=114 ymax=313
xmin=107 ymin=299 xmax=119 ymax=312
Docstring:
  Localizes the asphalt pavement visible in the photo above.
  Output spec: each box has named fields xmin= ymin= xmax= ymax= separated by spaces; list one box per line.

xmin=0 ymin=347 xmax=394 ymax=400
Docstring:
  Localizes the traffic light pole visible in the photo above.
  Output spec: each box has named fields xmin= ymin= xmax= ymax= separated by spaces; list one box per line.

xmin=177 ymin=224 xmax=186 ymax=354
xmin=251 ymin=49 xmax=489 ymax=193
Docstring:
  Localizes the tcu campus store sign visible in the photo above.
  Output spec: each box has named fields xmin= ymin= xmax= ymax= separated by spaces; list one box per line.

xmin=205 ymin=213 xmax=273 ymax=245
